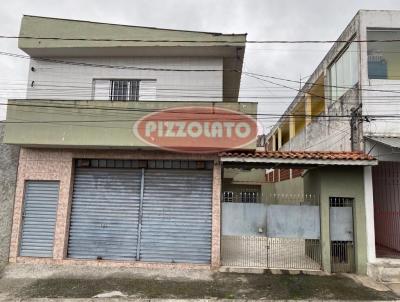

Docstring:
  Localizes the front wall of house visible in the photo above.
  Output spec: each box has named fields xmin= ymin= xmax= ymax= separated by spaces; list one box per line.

xmin=304 ymin=166 xmax=367 ymax=274
xmin=26 ymin=57 xmax=223 ymax=102
xmin=9 ymin=148 xmax=221 ymax=269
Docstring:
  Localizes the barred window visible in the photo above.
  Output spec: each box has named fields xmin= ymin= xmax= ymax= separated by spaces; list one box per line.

xmin=110 ymin=80 xmax=139 ymax=101
xmin=223 ymin=191 xmax=234 ymax=202
xmin=240 ymin=191 xmax=258 ymax=203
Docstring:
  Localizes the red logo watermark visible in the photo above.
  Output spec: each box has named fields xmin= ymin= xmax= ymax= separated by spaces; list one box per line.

xmin=133 ymin=106 xmax=258 ymax=153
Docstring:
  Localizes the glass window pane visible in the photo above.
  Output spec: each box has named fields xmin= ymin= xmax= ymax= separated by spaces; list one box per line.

xmin=368 ymin=30 xmax=400 ymax=80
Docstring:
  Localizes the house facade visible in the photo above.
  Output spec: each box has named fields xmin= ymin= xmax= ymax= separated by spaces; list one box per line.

xmin=264 ymin=10 xmax=400 ymax=280
xmin=3 ymin=15 xmax=379 ymax=275
xmin=4 ymin=15 xmax=252 ymax=269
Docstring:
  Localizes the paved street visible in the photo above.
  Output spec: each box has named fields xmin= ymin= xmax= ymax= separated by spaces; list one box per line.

xmin=0 ymin=264 xmax=398 ymax=301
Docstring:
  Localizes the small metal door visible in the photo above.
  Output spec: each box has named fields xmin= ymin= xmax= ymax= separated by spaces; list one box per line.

xmin=330 ymin=197 xmax=355 ymax=273
xmin=19 ymin=181 xmax=59 ymax=257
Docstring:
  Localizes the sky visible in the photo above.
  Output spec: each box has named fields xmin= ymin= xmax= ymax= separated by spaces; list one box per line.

xmin=1 ymin=0 xmax=400 ymax=131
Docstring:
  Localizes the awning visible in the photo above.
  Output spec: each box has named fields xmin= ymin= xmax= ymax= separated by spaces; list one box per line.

xmin=219 ymin=151 xmax=378 ymax=167
xmin=366 ymin=136 xmax=400 ymax=149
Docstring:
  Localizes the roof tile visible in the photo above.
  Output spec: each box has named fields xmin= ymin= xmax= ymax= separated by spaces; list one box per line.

xmin=219 ymin=151 xmax=375 ymax=161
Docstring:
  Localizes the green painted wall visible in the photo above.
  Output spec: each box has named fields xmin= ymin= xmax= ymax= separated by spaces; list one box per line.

xmin=19 ymin=15 xmax=246 ymax=50
xmin=223 ymin=168 xmax=266 ymax=183
xmin=4 ymin=100 xmax=257 ymax=149
xmin=304 ymin=166 xmax=367 ymax=274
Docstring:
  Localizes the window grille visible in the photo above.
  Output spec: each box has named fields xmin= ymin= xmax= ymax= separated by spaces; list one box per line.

xmin=75 ymin=159 xmax=213 ymax=170
xmin=110 ymin=80 xmax=139 ymax=101
xmin=223 ymin=191 xmax=234 ymax=202
xmin=240 ymin=191 xmax=258 ymax=203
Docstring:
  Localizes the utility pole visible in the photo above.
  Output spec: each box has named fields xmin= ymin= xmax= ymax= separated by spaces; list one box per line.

xmin=350 ymin=104 xmax=362 ymax=151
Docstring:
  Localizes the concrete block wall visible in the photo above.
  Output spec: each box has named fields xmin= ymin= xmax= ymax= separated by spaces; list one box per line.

xmin=0 ymin=124 xmax=19 ymax=266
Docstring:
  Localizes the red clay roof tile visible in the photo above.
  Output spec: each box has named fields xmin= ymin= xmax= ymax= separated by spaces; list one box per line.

xmin=219 ymin=151 xmax=375 ymax=161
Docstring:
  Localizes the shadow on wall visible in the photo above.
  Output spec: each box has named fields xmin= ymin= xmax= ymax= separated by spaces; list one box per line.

xmin=0 ymin=124 xmax=20 ymax=267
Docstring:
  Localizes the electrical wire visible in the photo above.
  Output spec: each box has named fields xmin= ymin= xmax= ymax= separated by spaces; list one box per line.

xmin=3 ymin=35 xmax=400 ymax=43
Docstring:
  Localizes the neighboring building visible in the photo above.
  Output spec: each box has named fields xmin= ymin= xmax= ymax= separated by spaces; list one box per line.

xmin=3 ymin=15 xmax=378 ymax=275
xmin=0 ymin=124 xmax=19 ymax=268
xmin=265 ymin=10 xmax=400 ymax=280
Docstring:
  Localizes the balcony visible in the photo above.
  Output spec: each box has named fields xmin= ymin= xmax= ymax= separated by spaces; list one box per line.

xmin=4 ymin=100 xmax=258 ymax=150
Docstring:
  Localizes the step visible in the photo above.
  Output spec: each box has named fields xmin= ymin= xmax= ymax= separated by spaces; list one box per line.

xmin=368 ymin=260 xmax=400 ymax=282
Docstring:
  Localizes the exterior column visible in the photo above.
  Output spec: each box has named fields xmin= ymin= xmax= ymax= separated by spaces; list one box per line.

xmin=277 ymin=128 xmax=282 ymax=149
xmin=320 ymin=194 xmax=331 ymax=273
xmin=364 ymin=166 xmax=376 ymax=264
xmin=52 ymin=159 xmax=74 ymax=260
xmin=289 ymin=116 xmax=296 ymax=139
xmin=211 ymin=159 xmax=222 ymax=268
xmin=272 ymin=134 xmax=276 ymax=151
xmin=305 ymin=94 xmax=312 ymax=126
xmin=289 ymin=117 xmax=296 ymax=150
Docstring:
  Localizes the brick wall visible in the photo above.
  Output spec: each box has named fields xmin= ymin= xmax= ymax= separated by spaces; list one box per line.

xmin=266 ymin=168 xmax=304 ymax=183
xmin=9 ymin=148 xmax=221 ymax=269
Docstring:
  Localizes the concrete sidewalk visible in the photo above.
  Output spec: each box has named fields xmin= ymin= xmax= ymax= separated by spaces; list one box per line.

xmin=0 ymin=264 xmax=398 ymax=301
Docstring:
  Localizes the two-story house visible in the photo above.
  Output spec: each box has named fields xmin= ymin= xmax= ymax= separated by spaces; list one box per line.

xmin=265 ymin=10 xmax=400 ymax=280
xmin=3 ymin=15 xmax=255 ymax=269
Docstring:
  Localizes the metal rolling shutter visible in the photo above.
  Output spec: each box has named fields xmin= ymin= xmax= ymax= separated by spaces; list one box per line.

xmin=68 ymin=168 xmax=142 ymax=260
xmin=20 ymin=181 xmax=59 ymax=257
xmin=140 ymin=169 xmax=213 ymax=264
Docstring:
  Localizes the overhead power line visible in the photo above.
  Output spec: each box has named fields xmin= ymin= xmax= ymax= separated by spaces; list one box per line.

xmin=2 ymin=35 xmax=400 ymax=43
xmin=4 ymin=101 xmax=400 ymax=120
xmin=0 ymin=51 xmax=229 ymax=72
xmin=3 ymin=50 xmax=400 ymax=98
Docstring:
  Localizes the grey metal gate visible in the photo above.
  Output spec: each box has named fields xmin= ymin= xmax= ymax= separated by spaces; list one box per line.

xmin=20 ymin=181 xmax=59 ymax=257
xmin=329 ymin=197 xmax=355 ymax=273
xmin=139 ymin=169 xmax=213 ymax=264
xmin=68 ymin=168 xmax=142 ymax=260
xmin=220 ymin=193 xmax=322 ymax=270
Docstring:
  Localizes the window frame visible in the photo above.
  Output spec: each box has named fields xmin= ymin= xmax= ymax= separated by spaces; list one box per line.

xmin=91 ymin=78 xmax=157 ymax=101
xmin=110 ymin=79 xmax=140 ymax=101
xmin=327 ymin=36 xmax=359 ymax=102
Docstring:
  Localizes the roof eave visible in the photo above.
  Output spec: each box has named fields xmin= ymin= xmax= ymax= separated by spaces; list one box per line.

xmin=220 ymin=156 xmax=378 ymax=166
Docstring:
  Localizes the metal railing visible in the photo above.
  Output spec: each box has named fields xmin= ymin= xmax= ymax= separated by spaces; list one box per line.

xmin=221 ymin=236 xmax=322 ymax=270
xmin=331 ymin=241 xmax=355 ymax=273
xmin=222 ymin=191 xmax=319 ymax=205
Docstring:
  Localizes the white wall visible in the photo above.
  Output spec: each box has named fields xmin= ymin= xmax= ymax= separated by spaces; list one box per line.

xmin=364 ymin=139 xmax=400 ymax=162
xmin=363 ymin=80 xmax=400 ymax=136
xmin=359 ymin=11 xmax=400 ymax=136
xmin=26 ymin=57 xmax=223 ymax=102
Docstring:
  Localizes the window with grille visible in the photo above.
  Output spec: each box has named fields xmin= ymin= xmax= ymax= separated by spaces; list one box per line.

xmin=222 ymin=191 xmax=259 ymax=203
xmin=240 ymin=191 xmax=258 ymax=203
xmin=93 ymin=79 xmax=156 ymax=101
xmin=110 ymin=80 xmax=139 ymax=101
xmin=223 ymin=191 xmax=234 ymax=202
